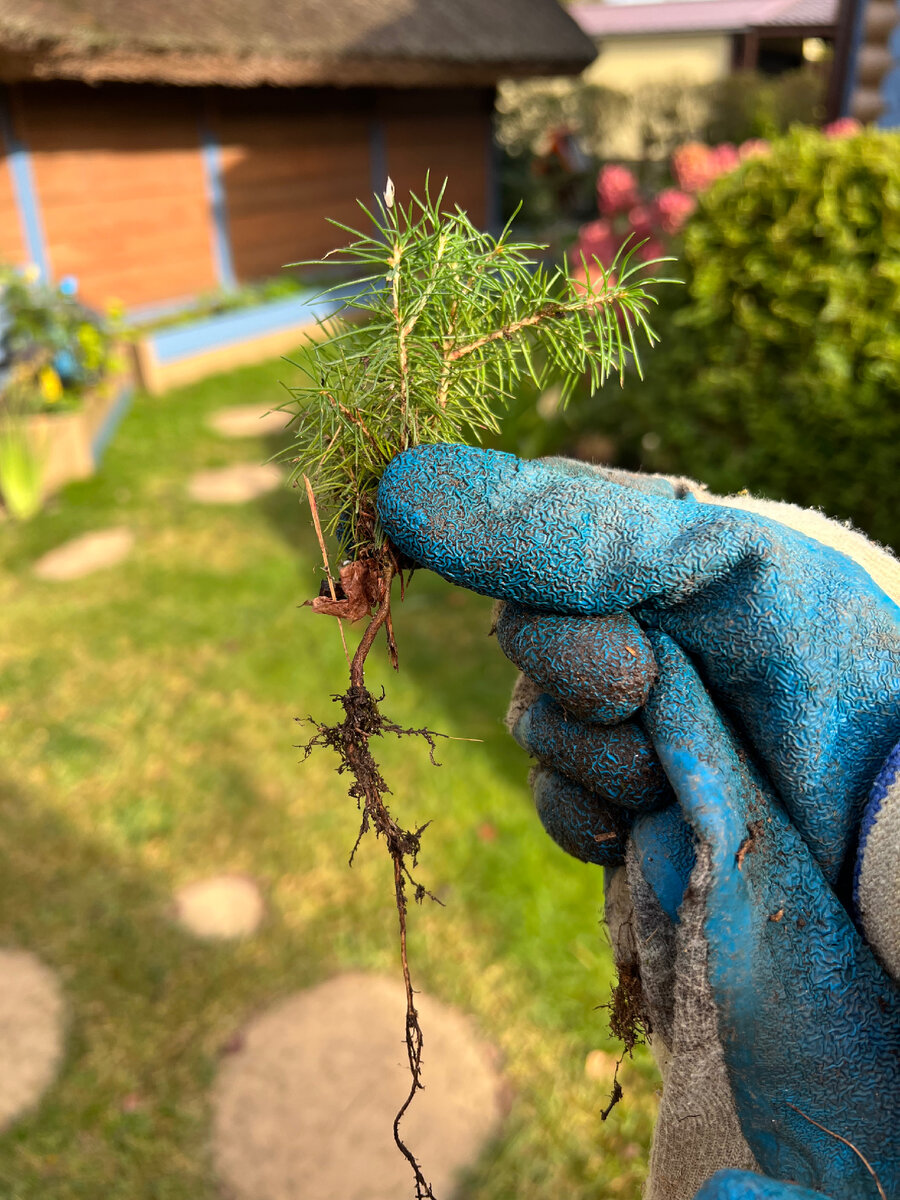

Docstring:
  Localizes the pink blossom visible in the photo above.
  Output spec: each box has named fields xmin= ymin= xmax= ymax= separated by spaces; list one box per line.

xmin=575 ymin=218 xmax=620 ymax=267
xmin=597 ymin=163 xmax=639 ymax=216
xmin=627 ymin=204 xmax=655 ymax=240
xmin=823 ymin=117 xmax=862 ymax=139
xmin=739 ymin=138 xmax=771 ymax=161
xmin=637 ymin=237 xmax=666 ymax=263
xmin=672 ymin=141 xmax=742 ymax=193
xmin=672 ymin=142 xmax=717 ymax=193
xmin=709 ymin=143 xmax=740 ymax=175
xmin=655 ymin=188 xmax=696 ymax=235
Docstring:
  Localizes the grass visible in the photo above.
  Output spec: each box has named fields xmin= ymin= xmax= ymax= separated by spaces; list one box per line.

xmin=0 ymin=355 xmax=660 ymax=1198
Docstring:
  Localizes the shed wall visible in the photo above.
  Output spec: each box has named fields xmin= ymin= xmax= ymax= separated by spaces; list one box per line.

xmin=12 ymin=83 xmax=217 ymax=309
xmin=214 ymin=87 xmax=492 ymax=283
xmin=213 ymin=89 xmax=374 ymax=282
xmin=0 ymin=82 xmax=494 ymax=312
xmin=380 ymin=90 xmax=492 ymax=224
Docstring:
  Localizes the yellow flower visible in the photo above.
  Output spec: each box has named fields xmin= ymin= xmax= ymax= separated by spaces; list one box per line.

xmin=78 ymin=323 xmax=103 ymax=370
xmin=39 ymin=366 xmax=63 ymax=404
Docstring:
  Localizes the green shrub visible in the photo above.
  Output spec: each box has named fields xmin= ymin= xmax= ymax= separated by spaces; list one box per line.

xmin=592 ymin=127 xmax=900 ymax=548
xmin=703 ymin=69 xmax=826 ymax=145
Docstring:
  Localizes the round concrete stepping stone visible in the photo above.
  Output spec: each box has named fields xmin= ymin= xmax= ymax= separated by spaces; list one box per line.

xmin=0 ymin=949 xmax=65 ymax=1130
xmin=212 ymin=972 xmax=505 ymax=1200
xmin=174 ymin=875 xmax=265 ymax=940
xmin=209 ymin=405 xmax=293 ymax=439
xmin=33 ymin=528 xmax=134 ymax=581
xmin=188 ymin=463 xmax=283 ymax=504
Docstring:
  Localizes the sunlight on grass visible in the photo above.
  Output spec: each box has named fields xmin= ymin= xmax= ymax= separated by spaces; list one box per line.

xmin=0 ymin=357 xmax=658 ymax=1198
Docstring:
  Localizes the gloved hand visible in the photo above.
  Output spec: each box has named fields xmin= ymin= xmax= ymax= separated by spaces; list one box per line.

xmin=376 ymin=444 xmax=900 ymax=1200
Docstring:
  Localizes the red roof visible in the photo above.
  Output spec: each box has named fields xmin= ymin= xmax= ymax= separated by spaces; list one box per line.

xmin=570 ymin=0 xmax=837 ymax=37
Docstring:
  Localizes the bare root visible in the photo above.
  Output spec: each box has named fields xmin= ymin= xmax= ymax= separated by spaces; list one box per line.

xmin=300 ymin=559 xmax=442 ymax=1199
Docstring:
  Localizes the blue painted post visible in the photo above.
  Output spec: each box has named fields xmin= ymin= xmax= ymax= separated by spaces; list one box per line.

xmin=199 ymin=107 xmax=237 ymax=291
xmin=0 ymin=87 xmax=51 ymax=279
xmin=880 ymin=15 xmax=900 ymax=127
xmin=840 ymin=0 xmax=873 ymax=116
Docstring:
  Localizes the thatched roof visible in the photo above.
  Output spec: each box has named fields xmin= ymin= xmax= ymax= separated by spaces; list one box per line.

xmin=0 ymin=0 xmax=596 ymax=86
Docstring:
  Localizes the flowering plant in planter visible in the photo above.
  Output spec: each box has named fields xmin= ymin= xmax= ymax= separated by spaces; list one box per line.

xmin=0 ymin=266 xmax=125 ymax=518
xmin=0 ymin=265 xmax=120 ymax=415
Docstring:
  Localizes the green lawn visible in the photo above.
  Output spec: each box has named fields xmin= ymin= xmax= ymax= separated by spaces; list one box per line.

xmin=0 ymin=357 xmax=660 ymax=1198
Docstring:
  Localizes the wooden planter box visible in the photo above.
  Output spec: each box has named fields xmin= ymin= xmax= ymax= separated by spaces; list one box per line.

xmin=24 ymin=361 xmax=134 ymax=497
xmin=131 ymin=288 xmax=349 ymax=395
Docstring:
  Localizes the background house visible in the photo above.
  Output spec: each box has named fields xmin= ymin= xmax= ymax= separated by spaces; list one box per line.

xmin=0 ymin=0 xmax=595 ymax=314
xmin=570 ymin=0 xmax=838 ymax=90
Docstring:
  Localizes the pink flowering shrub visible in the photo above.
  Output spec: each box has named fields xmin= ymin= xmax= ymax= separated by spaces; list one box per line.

xmin=573 ymin=120 xmax=866 ymax=284
xmin=656 ymin=188 xmax=696 ymax=235
xmin=596 ymin=164 xmax=639 ymax=216
xmin=823 ymin=117 xmax=862 ymax=138
xmin=574 ymin=137 xmax=766 ymax=272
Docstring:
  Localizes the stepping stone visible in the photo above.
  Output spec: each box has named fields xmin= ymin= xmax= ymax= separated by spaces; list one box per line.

xmin=174 ymin=875 xmax=265 ymax=940
xmin=209 ymin=405 xmax=293 ymax=440
xmin=0 ymin=950 xmax=65 ymax=1130
xmin=33 ymin=528 xmax=134 ymax=581
xmin=188 ymin=463 xmax=283 ymax=504
xmin=212 ymin=972 xmax=505 ymax=1200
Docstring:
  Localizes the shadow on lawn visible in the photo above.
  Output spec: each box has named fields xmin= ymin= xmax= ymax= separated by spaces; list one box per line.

xmin=0 ymin=769 xmax=352 ymax=1113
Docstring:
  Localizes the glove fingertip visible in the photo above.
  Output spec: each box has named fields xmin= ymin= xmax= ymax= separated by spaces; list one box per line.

xmin=532 ymin=767 xmax=630 ymax=866
xmin=498 ymin=605 xmax=656 ymax=724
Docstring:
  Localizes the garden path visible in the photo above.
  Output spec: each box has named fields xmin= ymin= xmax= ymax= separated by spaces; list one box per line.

xmin=188 ymin=463 xmax=283 ymax=504
xmin=211 ymin=971 xmax=505 ymax=1200
xmin=209 ymin=404 xmax=292 ymax=439
xmin=174 ymin=875 xmax=265 ymax=939
xmin=0 ymin=950 xmax=64 ymax=1130
xmin=33 ymin=528 xmax=134 ymax=580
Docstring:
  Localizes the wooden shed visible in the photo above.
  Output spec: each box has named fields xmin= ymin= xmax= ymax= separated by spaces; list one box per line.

xmin=0 ymin=0 xmax=594 ymax=314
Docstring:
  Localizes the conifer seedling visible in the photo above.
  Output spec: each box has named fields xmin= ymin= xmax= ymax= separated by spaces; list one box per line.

xmin=283 ymin=180 xmax=664 ymax=1198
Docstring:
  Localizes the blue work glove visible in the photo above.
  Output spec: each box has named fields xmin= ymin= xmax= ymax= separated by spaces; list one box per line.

xmin=694 ymin=1172 xmax=831 ymax=1199
xmin=376 ymin=444 xmax=900 ymax=1200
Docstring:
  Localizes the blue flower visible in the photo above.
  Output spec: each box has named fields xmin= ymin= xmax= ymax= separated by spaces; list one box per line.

xmin=59 ymin=276 xmax=79 ymax=297
xmin=52 ymin=348 xmax=80 ymax=383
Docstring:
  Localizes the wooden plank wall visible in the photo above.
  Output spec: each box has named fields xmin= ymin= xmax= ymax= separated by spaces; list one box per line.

xmin=213 ymin=89 xmax=374 ymax=281
xmin=13 ymin=83 xmax=217 ymax=309
xmin=0 ymin=150 xmax=25 ymax=264
xmin=2 ymin=83 xmax=493 ymax=308
xmin=380 ymin=90 xmax=492 ymax=227
xmin=214 ymin=86 xmax=492 ymax=283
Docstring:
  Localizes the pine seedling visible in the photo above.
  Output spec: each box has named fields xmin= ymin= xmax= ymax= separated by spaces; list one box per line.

xmin=288 ymin=179 xmax=661 ymax=549
xmin=284 ymin=180 xmax=665 ymax=1199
